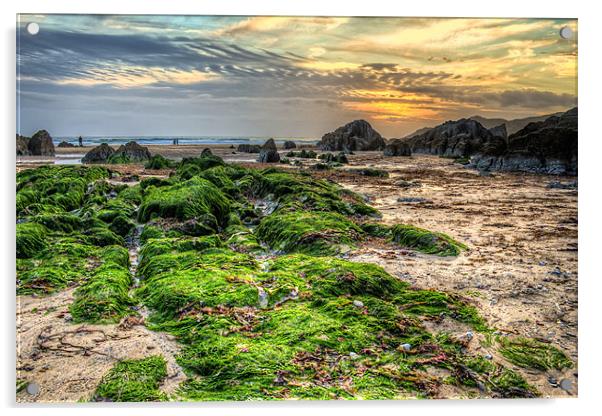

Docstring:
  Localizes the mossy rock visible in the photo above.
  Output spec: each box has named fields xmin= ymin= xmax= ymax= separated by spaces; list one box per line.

xmin=16 ymin=222 xmax=48 ymax=259
xmin=70 ymin=254 xmax=133 ymax=324
xmin=255 ymin=211 xmax=363 ymax=255
xmin=145 ymin=154 xmax=175 ymax=169
xmin=137 ymin=177 xmax=231 ymax=229
xmin=390 ymin=224 xmax=467 ymax=256
xmin=94 ymin=356 xmax=168 ymax=402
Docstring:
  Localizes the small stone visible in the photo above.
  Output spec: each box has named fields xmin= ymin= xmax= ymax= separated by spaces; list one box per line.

xmin=465 ymin=331 xmax=474 ymax=340
xmin=559 ymin=378 xmax=572 ymax=392
xmin=400 ymin=343 xmax=411 ymax=352
xmin=26 ymin=382 xmax=40 ymax=396
xmin=349 ymin=352 xmax=359 ymax=359
xmin=539 ymin=261 xmax=547 ymax=266
xmin=353 ymin=300 xmax=364 ymax=308
xmin=484 ymin=354 xmax=493 ymax=360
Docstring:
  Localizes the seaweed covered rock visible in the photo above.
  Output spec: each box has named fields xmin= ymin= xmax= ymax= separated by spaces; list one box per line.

xmin=390 ymin=224 xmax=466 ymax=256
xmin=70 ymin=246 xmax=133 ymax=323
xmin=256 ymin=211 xmax=363 ymax=255
xmin=94 ymin=356 xmax=168 ymax=402
xmin=16 ymin=222 xmax=48 ymax=258
xmin=145 ymin=154 xmax=174 ymax=169
xmin=108 ymin=141 xmax=152 ymax=164
xmin=177 ymin=152 xmax=226 ymax=178
xmin=82 ymin=143 xmax=115 ymax=164
xmin=285 ymin=149 xmax=317 ymax=159
xmin=257 ymin=139 xmax=280 ymax=163
xmin=384 ymin=139 xmax=412 ymax=156
xmin=318 ymin=120 xmax=385 ymax=152
xmin=137 ymin=177 xmax=231 ymax=232
xmin=237 ymin=144 xmax=261 ymax=153
xmin=318 ymin=152 xmax=349 ymax=164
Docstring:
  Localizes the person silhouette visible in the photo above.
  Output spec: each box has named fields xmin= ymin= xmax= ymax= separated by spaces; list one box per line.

xmin=78 ymin=136 xmax=83 ymax=147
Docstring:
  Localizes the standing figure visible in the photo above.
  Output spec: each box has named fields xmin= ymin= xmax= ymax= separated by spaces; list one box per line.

xmin=78 ymin=136 xmax=83 ymax=147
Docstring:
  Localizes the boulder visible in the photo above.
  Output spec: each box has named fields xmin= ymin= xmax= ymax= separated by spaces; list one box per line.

xmin=16 ymin=135 xmax=30 ymax=155
xmin=283 ymin=140 xmax=297 ymax=149
xmin=257 ymin=138 xmax=280 ymax=163
xmin=237 ymin=144 xmax=261 ymax=153
xmin=82 ymin=143 xmax=115 ymax=164
xmin=58 ymin=141 xmax=76 ymax=148
xmin=383 ymin=139 xmax=412 ymax=156
xmin=471 ymin=107 xmax=577 ymax=175
xmin=489 ymin=124 xmax=508 ymax=140
xmin=110 ymin=141 xmax=152 ymax=163
xmin=27 ymin=130 xmax=55 ymax=156
xmin=404 ymin=119 xmax=494 ymax=157
xmin=318 ymin=120 xmax=386 ymax=152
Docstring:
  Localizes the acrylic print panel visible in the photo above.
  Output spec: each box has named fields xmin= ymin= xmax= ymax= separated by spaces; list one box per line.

xmin=16 ymin=14 xmax=577 ymax=403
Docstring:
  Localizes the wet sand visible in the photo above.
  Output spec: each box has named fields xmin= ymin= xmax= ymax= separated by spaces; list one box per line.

xmin=16 ymin=147 xmax=578 ymax=400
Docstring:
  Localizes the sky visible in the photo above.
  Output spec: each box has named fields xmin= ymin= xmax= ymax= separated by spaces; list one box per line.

xmin=17 ymin=15 xmax=578 ymax=138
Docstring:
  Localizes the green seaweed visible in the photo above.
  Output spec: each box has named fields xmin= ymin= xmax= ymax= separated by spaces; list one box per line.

xmin=390 ymin=224 xmax=467 ymax=256
xmin=255 ymin=211 xmax=363 ymax=255
xmin=94 ymin=356 xmax=168 ymax=402
xmin=70 ymin=247 xmax=133 ymax=324
xmin=498 ymin=336 xmax=573 ymax=371
xmin=16 ymin=222 xmax=48 ymax=258
xmin=137 ymin=177 xmax=231 ymax=231
xmin=145 ymin=154 xmax=175 ymax=169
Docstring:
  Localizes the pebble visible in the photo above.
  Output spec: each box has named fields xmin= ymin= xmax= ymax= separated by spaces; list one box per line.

xmin=559 ymin=378 xmax=572 ymax=392
xmin=349 ymin=352 xmax=359 ymax=359
xmin=400 ymin=343 xmax=411 ymax=351
xmin=484 ymin=354 xmax=493 ymax=360
xmin=465 ymin=331 xmax=474 ymax=340
xmin=353 ymin=300 xmax=364 ymax=308
xmin=539 ymin=261 xmax=547 ymax=266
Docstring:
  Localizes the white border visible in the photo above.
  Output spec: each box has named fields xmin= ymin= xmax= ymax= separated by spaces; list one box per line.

xmin=2 ymin=1 xmax=599 ymax=415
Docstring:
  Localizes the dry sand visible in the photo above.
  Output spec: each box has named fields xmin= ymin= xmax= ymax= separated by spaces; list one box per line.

xmin=16 ymin=146 xmax=578 ymax=400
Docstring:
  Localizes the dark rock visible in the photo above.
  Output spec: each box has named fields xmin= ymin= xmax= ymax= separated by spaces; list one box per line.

xmin=57 ymin=141 xmax=75 ymax=148
xmin=404 ymin=119 xmax=494 ymax=157
xmin=27 ymin=130 xmax=55 ymax=156
xmin=257 ymin=138 xmax=280 ymax=163
xmin=489 ymin=124 xmax=508 ymax=140
xmin=82 ymin=143 xmax=115 ymax=164
xmin=547 ymin=180 xmax=578 ymax=189
xmin=394 ymin=179 xmax=421 ymax=188
xmin=397 ymin=197 xmax=431 ymax=204
xmin=16 ymin=135 xmax=30 ymax=155
xmin=237 ymin=144 xmax=261 ymax=153
xmin=283 ymin=140 xmax=297 ymax=149
xmin=201 ymin=148 xmax=213 ymax=157
xmin=383 ymin=139 xmax=412 ymax=156
xmin=318 ymin=120 xmax=385 ymax=152
xmin=318 ymin=152 xmax=349 ymax=164
xmin=471 ymin=107 xmax=577 ymax=175
xmin=111 ymin=141 xmax=152 ymax=163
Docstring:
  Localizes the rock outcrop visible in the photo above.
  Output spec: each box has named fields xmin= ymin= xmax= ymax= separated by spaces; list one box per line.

xmin=82 ymin=143 xmax=115 ymax=164
xmin=17 ymin=130 xmax=56 ymax=156
xmin=471 ymin=107 xmax=577 ymax=175
xmin=111 ymin=141 xmax=152 ymax=163
xmin=318 ymin=120 xmax=385 ymax=152
xmin=404 ymin=119 xmax=494 ymax=157
xmin=58 ymin=141 xmax=75 ymax=148
xmin=237 ymin=144 xmax=261 ymax=153
xmin=257 ymin=138 xmax=280 ymax=163
xmin=383 ymin=139 xmax=412 ymax=157
xmin=283 ymin=141 xmax=297 ymax=149
xmin=16 ymin=135 xmax=30 ymax=155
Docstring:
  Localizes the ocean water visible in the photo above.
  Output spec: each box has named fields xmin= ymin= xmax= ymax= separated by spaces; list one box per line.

xmin=53 ymin=136 xmax=319 ymax=147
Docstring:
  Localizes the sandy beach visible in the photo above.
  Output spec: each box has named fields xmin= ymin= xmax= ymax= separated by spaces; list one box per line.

xmin=16 ymin=147 xmax=577 ymax=401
